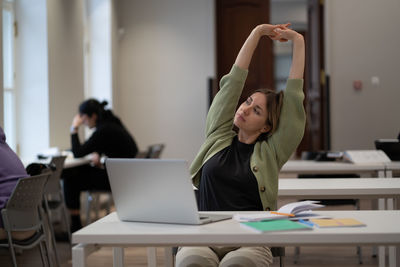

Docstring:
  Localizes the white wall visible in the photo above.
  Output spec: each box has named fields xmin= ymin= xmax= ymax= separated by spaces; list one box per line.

xmin=86 ymin=0 xmax=112 ymax=103
xmin=325 ymin=0 xmax=400 ymax=150
xmin=117 ymin=0 xmax=215 ymax=162
xmin=47 ymin=0 xmax=85 ymax=151
xmin=15 ymin=0 xmax=49 ymax=158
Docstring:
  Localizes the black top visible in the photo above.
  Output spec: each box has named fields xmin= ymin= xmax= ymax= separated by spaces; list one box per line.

xmin=71 ymin=121 xmax=138 ymax=159
xmin=198 ymin=136 xmax=263 ymax=211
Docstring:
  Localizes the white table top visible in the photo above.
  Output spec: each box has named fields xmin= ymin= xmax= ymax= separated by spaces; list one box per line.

xmin=385 ymin=161 xmax=400 ymax=171
xmin=278 ymin=178 xmax=400 ymax=199
xmin=22 ymin=154 xmax=91 ymax=169
xmin=72 ymin=211 xmax=400 ymax=247
xmin=281 ymin=160 xmax=386 ymax=174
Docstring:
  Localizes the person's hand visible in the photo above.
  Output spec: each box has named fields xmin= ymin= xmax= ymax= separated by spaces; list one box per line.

xmin=255 ymin=23 xmax=291 ymax=42
xmin=267 ymin=23 xmax=291 ymax=42
xmin=70 ymin=114 xmax=83 ymax=134
xmin=274 ymin=26 xmax=303 ymax=42
xmin=91 ymin=152 xmax=102 ymax=168
xmin=72 ymin=114 xmax=83 ymax=128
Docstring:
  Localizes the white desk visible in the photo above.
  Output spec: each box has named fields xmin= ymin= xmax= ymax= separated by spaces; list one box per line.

xmin=385 ymin=161 xmax=400 ymax=177
xmin=63 ymin=156 xmax=91 ymax=169
xmin=278 ymin=178 xmax=400 ymax=267
xmin=281 ymin=160 xmax=386 ymax=177
xmin=23 ymin=155 xmax=91 ymax=169
xmin=72 ymin=211 xmax=400 ymax=267
xmin=278 ymin=178 xmax=400 ymax=201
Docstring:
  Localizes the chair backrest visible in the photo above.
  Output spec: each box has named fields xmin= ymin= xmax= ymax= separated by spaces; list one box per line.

xmin=45 ymin=155 xmax=67 ymax=194
xmin=146 ymin=144 xmax=165 ymax=159
xmin=1 ymin=174 xmax=50 ymax=231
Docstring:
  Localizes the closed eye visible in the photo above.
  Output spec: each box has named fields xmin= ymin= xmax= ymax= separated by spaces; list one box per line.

xmin=245 ymin=97 xmax=252 ymax=105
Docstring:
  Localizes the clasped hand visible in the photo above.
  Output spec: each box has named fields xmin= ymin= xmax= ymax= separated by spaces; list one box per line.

xmin=256 ymin=23 xmax=301 ymax=42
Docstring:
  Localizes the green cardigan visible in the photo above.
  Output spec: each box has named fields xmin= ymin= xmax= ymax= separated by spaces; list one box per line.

xmin=190 ymin=65 xmax=306 ymax=211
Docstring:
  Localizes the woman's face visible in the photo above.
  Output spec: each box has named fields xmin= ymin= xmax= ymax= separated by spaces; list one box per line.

xmin=234 ymin=92 xmax=269 ymax=135
xmin=81 ymin=113 xmax=97 ymax=129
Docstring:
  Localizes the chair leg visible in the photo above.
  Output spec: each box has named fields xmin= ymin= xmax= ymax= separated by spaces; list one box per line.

xmin=43 ymin=201 xmax=61 ymax=267
xmin=61 ymin=203 xmax=72 ymax=242
xmin=86 ymin=192 xmax=93 ymax=225
xmin=39 ymin=241 xmax=48 ymax=267
xmin=294 ymin=246 xmax=300 ymax=264
xmin=94 ymin=194 xmax=100 ymax=221
xmin=5 ymin=230 xmax=18 ymax=267
xmin=7 ymin=245 xmax=18 ymax=267
xmin=357 ymin=246 xmax=363 ymax=264
xmin=280 ymin=255 xmax=285 ymax=267
xmin=59 ymin=191 xmax=72 ymax=242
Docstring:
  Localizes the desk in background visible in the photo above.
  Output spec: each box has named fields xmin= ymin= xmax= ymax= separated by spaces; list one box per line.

xmin=278 ymin=178 xmax=400 ymax=201
xmin=22 ymin=154 xmax=91 ymax=169
xmin=281 ymin=160 xmax=387 ymax=177
xmin=385 ymin=161 xmax=400 ymax=177
xmin=278 ymin=178 xmax=400 ymax=267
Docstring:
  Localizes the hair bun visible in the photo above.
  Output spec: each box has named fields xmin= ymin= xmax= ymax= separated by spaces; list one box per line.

xmin=100 ymin=100 xmax=108 ymax=108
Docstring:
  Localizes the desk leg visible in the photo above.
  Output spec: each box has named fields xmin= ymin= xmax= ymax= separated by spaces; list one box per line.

xmin=164 ymin=247 xmax=174 ymax=267
xmin=389 ymin=246 xmax=397 ymax=267
xmin=72 ymin=243 xmax=99 ymax=267
xmin=147 ymin=247 xmax=157 ymax=267
xmin=379 ymin=246 xmax=386 ymax=267
xmin=113 ymin=247 xmax=124 ymax=267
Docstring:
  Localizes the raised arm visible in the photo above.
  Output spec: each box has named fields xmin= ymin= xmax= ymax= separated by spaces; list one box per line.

xmin=275 ymin=28 xmax=305 ymax=79
xmin=234 ymin=24 xmax=287 ymax=70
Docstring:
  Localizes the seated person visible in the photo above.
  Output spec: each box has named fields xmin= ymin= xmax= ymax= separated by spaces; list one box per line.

xmin=176 ymin=23 xmax=305 ymax=267
xmin=0 ymin=126 xmax=33 ymax=240
xmin=62 ymin=99 xmax=139 ymax=232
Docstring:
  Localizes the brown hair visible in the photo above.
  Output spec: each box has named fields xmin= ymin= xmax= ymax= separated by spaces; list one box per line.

xmin=254 ymin=88 xmax=284 ymax=141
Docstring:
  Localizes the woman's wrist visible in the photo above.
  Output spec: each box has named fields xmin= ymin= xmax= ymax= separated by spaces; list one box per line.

xmin=292 ymin=33 xmax=304 ymax=43
xmin=70 ymin=126 xmax=78 ymax=134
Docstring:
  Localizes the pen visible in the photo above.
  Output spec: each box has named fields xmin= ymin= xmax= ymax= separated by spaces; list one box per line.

xmin=298 ymin=219 xmax=315 ymax=227
xmin=270 ymin=211 xmax=295 ymax=217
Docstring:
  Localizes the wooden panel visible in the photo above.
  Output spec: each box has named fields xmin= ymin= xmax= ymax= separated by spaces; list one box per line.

xmin=216 ymin=0 xmax=273 ymax=105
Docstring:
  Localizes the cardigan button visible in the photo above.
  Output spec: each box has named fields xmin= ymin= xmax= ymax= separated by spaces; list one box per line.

xmin=252 ymin=166 xmax=259 ymax=172
xmin=260 ymin=186 xmax=266 ymax=192
xmin=265 ymin=207 xmax=271 ymax=211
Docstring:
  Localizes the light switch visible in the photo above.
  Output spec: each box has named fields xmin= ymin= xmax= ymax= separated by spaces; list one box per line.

xmin=371 ymin=76 xmax=380 ymax=87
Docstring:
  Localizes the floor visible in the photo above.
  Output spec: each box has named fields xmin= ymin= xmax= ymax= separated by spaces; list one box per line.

xmin=0 ymin=201 xmax=384 ymax=267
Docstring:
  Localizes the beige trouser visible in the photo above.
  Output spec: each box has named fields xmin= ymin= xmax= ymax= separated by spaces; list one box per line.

xmin=175 ymin=246 xmax=273 ymax=267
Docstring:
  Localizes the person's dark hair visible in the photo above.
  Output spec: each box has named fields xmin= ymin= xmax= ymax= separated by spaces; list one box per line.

xmin=79 ymin=98 xmax=122 ymax=126
xmin=254 ymin=88 xmax=284 ymax=141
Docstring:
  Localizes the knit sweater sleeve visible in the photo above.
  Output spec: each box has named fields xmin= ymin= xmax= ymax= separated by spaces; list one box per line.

xmin=269 ymin=79 xmax=306 ymax=168
xmin=205 ymin=65 xmax=248 ymax=137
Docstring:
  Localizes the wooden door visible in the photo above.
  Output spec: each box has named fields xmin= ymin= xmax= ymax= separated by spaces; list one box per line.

xmin=215 ymin=0 xmax=273 ymax=106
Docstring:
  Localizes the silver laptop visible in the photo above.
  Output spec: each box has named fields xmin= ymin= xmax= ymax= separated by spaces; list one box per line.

xmin=105 ymin=158 xmax=231 ymax=225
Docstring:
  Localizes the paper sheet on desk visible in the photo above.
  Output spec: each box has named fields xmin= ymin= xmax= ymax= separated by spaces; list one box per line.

xmin=233 ymin=211 xmax=329 ymax=222
xmin=233 ymin=212 xmax=288 ymax=222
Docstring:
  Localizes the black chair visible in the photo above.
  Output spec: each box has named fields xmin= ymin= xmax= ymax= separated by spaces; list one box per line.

xmin=145 ymin=143 xmax=165 ymax=159
xmin=0 ymin=174 xmax=53 ymax=267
